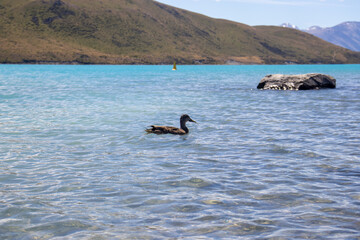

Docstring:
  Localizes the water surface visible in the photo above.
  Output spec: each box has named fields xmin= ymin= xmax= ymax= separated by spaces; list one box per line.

xmin=1 ymin=65 xmax=359 ymax=239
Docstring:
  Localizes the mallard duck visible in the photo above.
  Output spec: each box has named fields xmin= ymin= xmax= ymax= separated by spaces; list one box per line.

xmin=146 ymin=114 xmax=197 ymax=135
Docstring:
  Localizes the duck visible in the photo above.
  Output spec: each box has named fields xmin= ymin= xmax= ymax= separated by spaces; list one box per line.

xmin=146 ymin=114 xmax=197 ymax=135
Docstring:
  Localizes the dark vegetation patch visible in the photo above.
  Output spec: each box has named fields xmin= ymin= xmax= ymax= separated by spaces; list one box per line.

xmin=154 ymin=2 xmax=185 ymax=20
xmin=42 ymin=0 xmax=75 ymax=25
xmin=260 ymin=41 xmax=286 ymax=56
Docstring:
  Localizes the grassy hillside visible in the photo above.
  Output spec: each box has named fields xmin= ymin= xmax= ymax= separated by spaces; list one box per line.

xmin=1 ymin=0 xmax=360 ymax=64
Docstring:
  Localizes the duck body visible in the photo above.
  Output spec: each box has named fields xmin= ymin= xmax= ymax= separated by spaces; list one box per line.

xmin=146 ymin=114 xmax=196 ymax=135
xmin=146 ymin=125 xmax=187 ymax=135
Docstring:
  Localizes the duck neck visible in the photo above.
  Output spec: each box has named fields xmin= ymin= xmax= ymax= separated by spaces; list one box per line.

xmin=180 ymin=120 xmax=189 ymax=133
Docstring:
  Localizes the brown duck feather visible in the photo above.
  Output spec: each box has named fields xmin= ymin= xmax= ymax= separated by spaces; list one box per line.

xmin=145 ymin=114 xmax=196 ymax=135
xmin=146 ymin=125 xmax=187 ymax=135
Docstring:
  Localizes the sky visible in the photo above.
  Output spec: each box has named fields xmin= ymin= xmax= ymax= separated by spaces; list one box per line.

xmin=155 ymin=0 xmax=360 ymax=29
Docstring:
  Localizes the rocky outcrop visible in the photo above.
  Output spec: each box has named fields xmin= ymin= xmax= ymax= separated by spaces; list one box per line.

xmin=257 ymin=73 xmax=336 ymax=90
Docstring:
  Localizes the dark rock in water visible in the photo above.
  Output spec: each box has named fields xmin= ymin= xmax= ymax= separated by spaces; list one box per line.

xmin=257 ymin=73 xmax=336 ymax=90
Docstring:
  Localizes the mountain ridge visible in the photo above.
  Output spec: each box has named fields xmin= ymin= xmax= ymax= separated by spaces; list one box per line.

xmin=280 ymin=21 xmax=360 ymax=52
xmin=1 ymin=0 xmax=360 ymax=64
xmin=306 ymin=22 xmax=360 ymax=52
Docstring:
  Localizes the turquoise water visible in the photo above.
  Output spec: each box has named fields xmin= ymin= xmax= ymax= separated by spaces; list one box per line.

xmin=1 ymin=64 xmax=359 ymax=239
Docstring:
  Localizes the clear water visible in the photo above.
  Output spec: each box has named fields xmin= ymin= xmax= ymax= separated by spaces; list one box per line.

xmin=0 ymin=65 xmax=359 ymax=239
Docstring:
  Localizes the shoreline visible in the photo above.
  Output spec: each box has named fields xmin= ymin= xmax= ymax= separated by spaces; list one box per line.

xmin=1 ymin=62 xmax=359 ymax=66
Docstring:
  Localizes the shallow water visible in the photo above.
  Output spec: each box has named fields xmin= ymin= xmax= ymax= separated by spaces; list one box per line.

xmin=0 ymin=64 xmax=359 ymax=239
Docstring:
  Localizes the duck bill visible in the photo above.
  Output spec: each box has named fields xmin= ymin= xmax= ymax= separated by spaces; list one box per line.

xmin=189 ymin=118 xmax=197 ymax=123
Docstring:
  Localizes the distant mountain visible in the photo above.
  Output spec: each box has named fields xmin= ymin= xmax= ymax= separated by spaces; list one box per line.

xmin=281 ymin=22 xmax=360 ymax=52
xmin=1 ymin=0 xmax=360 ymax=64
xmin=306 ymin=22 xmax=360 ymax=52
xmin=280 ymin=23 xmax=300 ymax=30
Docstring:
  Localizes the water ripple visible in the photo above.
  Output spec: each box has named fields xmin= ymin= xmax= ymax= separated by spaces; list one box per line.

xmin=1 ymin=65 xmax=360 ymax=239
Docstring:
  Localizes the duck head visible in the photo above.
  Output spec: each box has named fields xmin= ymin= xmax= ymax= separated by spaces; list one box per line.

xmin=180 ymin=114 xmax=197 ymax=123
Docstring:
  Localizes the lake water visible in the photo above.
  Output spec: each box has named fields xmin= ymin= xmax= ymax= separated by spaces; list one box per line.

xmin=0 ymin=64 xmax=359 ymax=239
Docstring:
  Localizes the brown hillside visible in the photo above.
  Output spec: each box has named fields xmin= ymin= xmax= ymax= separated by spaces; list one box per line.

xmin=0 ymin=0 xmax=359 ymax=64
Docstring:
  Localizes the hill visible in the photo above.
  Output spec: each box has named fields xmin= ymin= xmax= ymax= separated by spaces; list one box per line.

xmin=306 ymin=22 xmax=360 ymax=52
xmin=1 ymin=0 xmax=360 ymax=64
